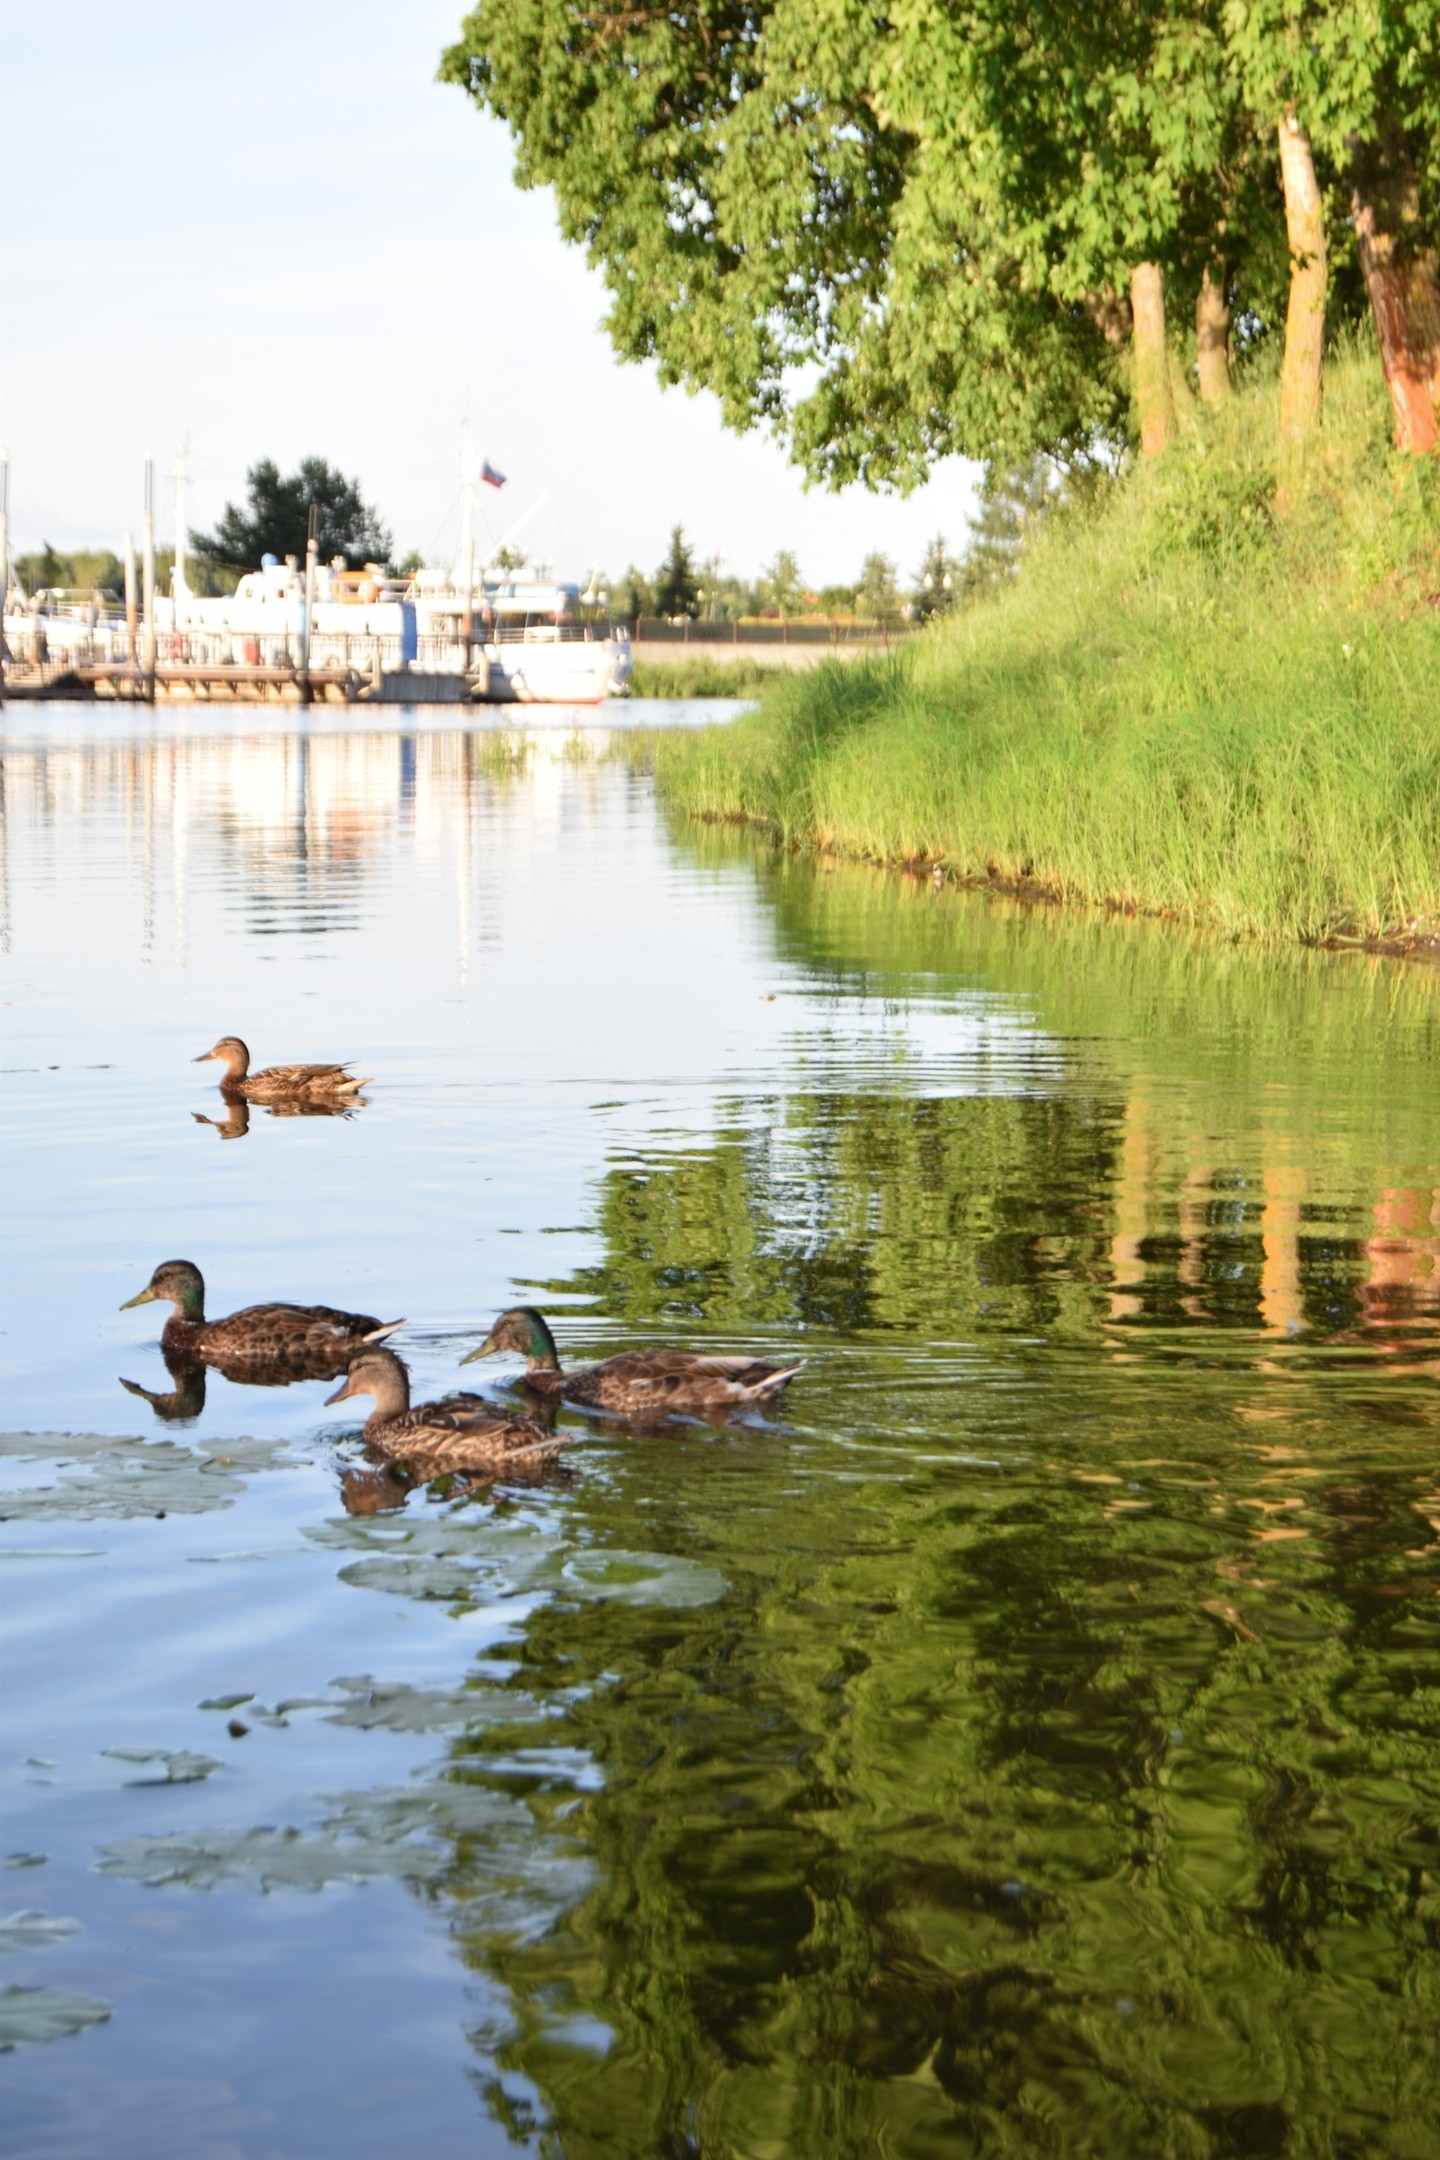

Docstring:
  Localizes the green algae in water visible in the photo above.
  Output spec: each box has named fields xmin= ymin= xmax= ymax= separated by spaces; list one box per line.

xmin=0 ymin=1987 xmax=111 ymax=2051
xmin=0 ymin=1912 xmax=82 ymax=1955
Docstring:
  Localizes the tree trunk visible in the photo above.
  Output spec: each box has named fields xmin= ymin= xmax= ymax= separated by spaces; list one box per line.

xmin=1278 ymin=110 xmax=1327 ymax=440
xmin=1196 ymin=267 xmax=1232 ymax=403
xmin=1350 ymin=127 xmax=1440 ymax=454
xmin=1130 ymin=262 xmax=1176 ymax=456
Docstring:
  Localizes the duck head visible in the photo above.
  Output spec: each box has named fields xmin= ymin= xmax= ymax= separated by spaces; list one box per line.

xmin=193 ymin=1036 xmax=250 ymax=1079
xmin=121 ymin=1259 xmax=205 ymax=1320
xmin=326 ymin=1348 xmax=411 ymax=1418
xmin=461 ymin=1306 xmax=560 ymax=1370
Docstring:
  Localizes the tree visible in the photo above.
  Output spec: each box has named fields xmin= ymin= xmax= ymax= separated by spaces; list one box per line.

xmin=855 ymin=552 xmax=901 ymax=622
xmin=961 ymin=460 xmax=1058 ymax=594
xmin=759 ymin=549 xmax=805 ymax=617
xmin=912 ymin=535 xmax=962 ymax=622
xmin=192 ymin=457 xmax=391 ymax=573
xmin=14 ymin=541 xmax=74 ymax=593
xmin=1223 ymin=0 xmax=1440 ymax=449
xmin=442 ymin=1 xmax=1437 ymax=474
xmin=653 ymin=526 xmax=699 ymax=618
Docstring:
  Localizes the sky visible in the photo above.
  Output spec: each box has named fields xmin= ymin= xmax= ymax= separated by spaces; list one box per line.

xmin=0 ymin=0 xmax=980 ymax=589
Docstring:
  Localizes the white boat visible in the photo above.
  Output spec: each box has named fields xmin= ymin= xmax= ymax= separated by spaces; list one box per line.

xmin=1 ymin=456 xmax=631 ymax=703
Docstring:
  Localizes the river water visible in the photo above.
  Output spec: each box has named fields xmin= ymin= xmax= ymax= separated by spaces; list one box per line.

xmin=1 ymin=701 xmax=1436 ymax=2160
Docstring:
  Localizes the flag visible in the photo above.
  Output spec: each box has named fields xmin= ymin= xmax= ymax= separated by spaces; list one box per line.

xmin=480 ymin=458 xmax=507 ymax=490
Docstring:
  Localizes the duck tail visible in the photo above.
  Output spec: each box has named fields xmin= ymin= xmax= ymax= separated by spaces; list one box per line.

xmin=338 ymin=1075 xmax=372 ymax=1094
xmin=749 ymin=1359 xmax=807 ymax=1398
xmin=362 ymin=1318 xmax=406 ymax=1343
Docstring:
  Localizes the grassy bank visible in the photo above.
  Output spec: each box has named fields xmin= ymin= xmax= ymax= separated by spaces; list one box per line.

xmin=628 ymin=653 xmax=782 ymax=698
xmin=650 ymin=344 xmax=1440 ymax=947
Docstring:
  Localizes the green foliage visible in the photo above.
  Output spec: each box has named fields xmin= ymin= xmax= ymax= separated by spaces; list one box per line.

xmin=911 ymin=533 xmax=963 ymax=621
xmin=759 ymin=547 xmax=805 ymax=617
xmin=440 ymin=0 xmax=1440 ymax=489
xmin=962 ymin=457 xmax=1063 ymax=593
xmin=13 ymin=542 xmax=112 ymax=594
xmin=629 ymin=653 xmax=781 ymax=697
xmin=854 ymin=551 xmax=902 ymax=622
xmin=613 ymin=563 xmax=655 ymax=621
xmin=191 ymin=457 xmax=392 ymax=573
xmin=653 ymin=524 xmax=700 ymax=618
xmin=650 ymin=343 xmax=1440 ymax=943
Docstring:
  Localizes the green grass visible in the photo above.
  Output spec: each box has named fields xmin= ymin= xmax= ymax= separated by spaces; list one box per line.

xmin=628 ymin=653 xmax=783 ymax=698
xmin=650 ymin=340 xmax=1440 ymax=946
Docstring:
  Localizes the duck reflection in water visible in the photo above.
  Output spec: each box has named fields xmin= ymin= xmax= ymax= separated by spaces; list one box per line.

xmin=192 ymin=1095 xmax=367 ymax=1142
xmin=118 ymin=1335 xmax=391 ymax=1425
xmin=338 ymin=1450 xmax=576 ymax=1515
xmin=119 ymin=1353 xmax=208 ymax=1422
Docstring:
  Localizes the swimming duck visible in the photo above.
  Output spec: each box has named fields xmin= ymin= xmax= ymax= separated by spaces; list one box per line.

xmin=325 ymin=1348 xmax=566 ymax=1479
xmin=193 ymin=1036 xmax=371 ymax=1102
xmin=461 ymin=1305 xmax=806 ymax=1419
xmin=120 ymin=1259 xmax=402 ymax=1373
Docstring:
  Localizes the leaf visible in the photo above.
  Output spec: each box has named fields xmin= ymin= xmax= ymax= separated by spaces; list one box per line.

xmin=0 ymin=1431 xmax=290 ymax=1523
xmin=0 ymin=1911 xmax=82 ymax=1955
xmin=101 ymin=1748 xmax=223 ymax=1785
xmin=0 ymin=1986 xmax=111 ymax=2050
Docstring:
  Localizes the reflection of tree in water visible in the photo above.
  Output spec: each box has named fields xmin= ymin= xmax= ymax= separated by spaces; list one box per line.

xmin=416 ymin=1396 xmax=1437 ymax=2157
xmin=418 ymin=968 xmax=1435 ymax=2151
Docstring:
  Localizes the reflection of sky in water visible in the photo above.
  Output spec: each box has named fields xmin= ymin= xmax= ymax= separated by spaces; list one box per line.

xmin=0 ymin=704 xmax=1057 ymax=1439
xmin=1 ymin=706 xmax=1436 ymax=2160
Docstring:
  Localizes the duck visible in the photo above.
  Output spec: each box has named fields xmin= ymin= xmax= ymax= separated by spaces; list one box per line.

xmin=120 ymin=1259 xmax=402 ymax=1374
xmin=192 ymin=1036 xmax=371 ymax=1103
xmin=325 ymin=1348 xmax=567 ymax=1479
xmin=461 ymin=1305 xmax=806 ymax=1419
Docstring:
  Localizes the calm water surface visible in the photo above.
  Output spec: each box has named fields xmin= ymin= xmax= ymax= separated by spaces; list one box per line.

xmin=1 ymin=701 xmax=1436 ymax=2160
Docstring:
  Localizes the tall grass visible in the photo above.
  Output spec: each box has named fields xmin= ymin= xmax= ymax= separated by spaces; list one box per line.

xmin=629 ymin=653 xmax=783 ymax=698
xmin=651 ymin=341 xmax=1440 ymax=944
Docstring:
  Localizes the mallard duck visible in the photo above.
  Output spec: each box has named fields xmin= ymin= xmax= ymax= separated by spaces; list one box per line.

xmin=461 ymin=1305 xmax=806 ymax=1419
xmin=325 ymin=1348 xmax=566 ymax=1479
xmin=193 ymin=1036 xmax=371 ymax=1102
xmin=120 ymin=1260 xmax=402 ymax=1373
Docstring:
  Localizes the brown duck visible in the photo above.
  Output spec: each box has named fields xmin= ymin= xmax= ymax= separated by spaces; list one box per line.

xmin=462 ymin=1305 xmax=806 ymax=1419
xmin=325 ymin=1348 xmax=567 ymax=1479
xmin=193 ymin=1036 xmax=371 ymax=1103
xmin=120 ymin=1259 xmax=402 ymax=1374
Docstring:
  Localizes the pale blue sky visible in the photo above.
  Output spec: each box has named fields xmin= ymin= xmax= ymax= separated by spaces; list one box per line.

xmin=0 ymin=0 xmax=979 ymax=587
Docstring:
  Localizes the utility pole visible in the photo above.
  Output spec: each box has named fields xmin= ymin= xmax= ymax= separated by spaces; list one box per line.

xmin=458 ymin=421 xmax=475 ymax=677
xmin=302 ymin=501 xmax=318 ymax=701
xmin=124 ymin=532 xmax=138 ymax=671
xmin=142 ymin=456 xmax=157 ymax=699
xmin=0 ymin=453 xmax=9 ymax=689
xmin=172 ymin=440 xmax=190 ymax=604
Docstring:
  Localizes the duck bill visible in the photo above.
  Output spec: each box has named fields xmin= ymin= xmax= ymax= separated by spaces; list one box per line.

xmin=120 ymin=1284 xmax=158 ymax=1310
xmin=191 ymin=1049 xmax=219 ymax=1063
xmin=324 ymin=1377 xmax=357 ymax=1406
xmin=459 ymin=1333 xmax=499 ymax=1366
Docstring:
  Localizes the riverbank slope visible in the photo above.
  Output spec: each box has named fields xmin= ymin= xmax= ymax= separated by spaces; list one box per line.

xmin=650 ymin=346 xmax=1439 ymax=950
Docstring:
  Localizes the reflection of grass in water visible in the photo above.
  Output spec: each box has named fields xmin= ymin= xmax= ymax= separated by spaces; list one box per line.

xmin=472 ymin=729 xmax=533 ymax=778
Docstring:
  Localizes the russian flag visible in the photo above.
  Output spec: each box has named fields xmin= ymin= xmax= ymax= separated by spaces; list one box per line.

xmin=480 ymin=458 xmax=507 ymax=489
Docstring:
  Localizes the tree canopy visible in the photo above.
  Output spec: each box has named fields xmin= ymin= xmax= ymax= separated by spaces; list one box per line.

xmin=441 ymin=2 xmax=1440 ymax=472
xmin=192 ymin=458 xmax=392 ymax=572
xmin=653 ymin=525 xmax=701 ymax=616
